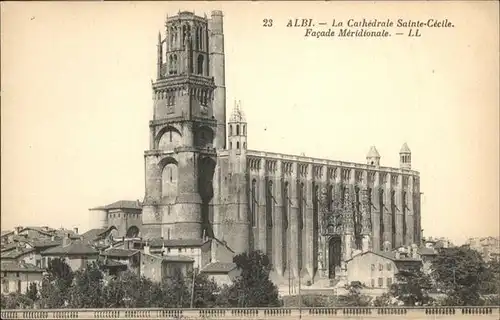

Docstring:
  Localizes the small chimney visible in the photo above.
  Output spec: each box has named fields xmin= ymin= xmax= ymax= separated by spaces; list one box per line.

xmin=73 ymin=227 xmax=79 ymax=235
xmin=395 ymin=251 xmax=401 ymax=260
xmin=144 ymin=241 xmax=150 ymax=255
xmin=62 ymin=233 xmax=71 ymax=247
xmin=210 ymin=239 xmax=216 ymax=263
xmin=51 ymin=235 xmax=56 ymax=241
xmin=14 ymin=226 xmax=22 ymax=235
xmin=412 ymin=249 xmax=418 ymax=259
xmin=160 ymin=237 xmax=166 ymax=255
xmin=124 ymin=238 xmax=130 ymax=250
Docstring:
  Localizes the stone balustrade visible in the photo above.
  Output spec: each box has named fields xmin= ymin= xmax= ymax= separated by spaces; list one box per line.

xmin=1 ymin=306 xmax=499 ymax=320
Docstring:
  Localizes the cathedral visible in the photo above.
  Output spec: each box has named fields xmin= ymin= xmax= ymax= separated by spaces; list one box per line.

xmin=90 ymin=10 xmax=422 ymax=284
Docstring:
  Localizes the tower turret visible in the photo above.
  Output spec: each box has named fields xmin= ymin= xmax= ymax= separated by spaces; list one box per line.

xmin=157 ymin=31 xmax=163 ymax=79
xmin=400 ymin=143 xmax=412 ymax=169
xmin=228 ymin=100 xmax=247 ymax=152
xmin=366 ymin=146 xmax=381 ymax=167
xmin=209 ymin=10 xmax=226 ymax=149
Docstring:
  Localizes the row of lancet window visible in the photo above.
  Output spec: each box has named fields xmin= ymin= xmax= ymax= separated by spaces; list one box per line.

xmin=229 ymin=141 xmax=246 ymax=150
xmin=167 ymin=53 xmax=205 ymax=75
xmin=168 ymin=24 xmax=206 ymax=51
xmin=401 ymin=154 xmax=411 ymax=163
xmin=229 ymin=124 xmax=246 ymax=136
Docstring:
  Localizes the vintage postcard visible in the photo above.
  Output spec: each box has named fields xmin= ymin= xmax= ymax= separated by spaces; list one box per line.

xmin=1 ymin=1 xmax=499 ymax=319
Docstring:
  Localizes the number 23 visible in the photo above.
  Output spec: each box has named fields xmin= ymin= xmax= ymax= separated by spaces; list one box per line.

xmin=263 ymin=19 xmax=273 ymax=27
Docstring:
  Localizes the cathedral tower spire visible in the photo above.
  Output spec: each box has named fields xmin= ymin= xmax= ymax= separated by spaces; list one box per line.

xmin=142 ymin=11 xmax=218 ymax=240
xmin=228 ymin=100 xmax=247 ymax=152
xmin=366 ymin=146 xmax=381 ymax=167
xmin=399 ymin=142 xmax=411 ymax=169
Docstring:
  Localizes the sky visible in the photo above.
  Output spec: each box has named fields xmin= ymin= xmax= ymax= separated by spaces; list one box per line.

xmin=1 ymin=1 xmax=498 ymax=245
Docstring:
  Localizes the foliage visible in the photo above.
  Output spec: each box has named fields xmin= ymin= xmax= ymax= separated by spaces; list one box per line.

xmin=1 ymin=292 xmax=34 ymax=309
xmin=104 ymin=271 xmax=159 ymax=308
xmin=480 ymin=259 xmax=500 ymax=295
xmin=191 ymin=272 xmax=221 ymax=308
xmin=39 ymin=258 xmax=74 ymax=308
xmin=431 ymin=245 xmax=488 ymax=306
xmin=299 ymin=294 xmax=330 ymax=307
xmin=160 ymin=269 xmax=191 ymax=308
xmin=390 ymin=269 xmax=433 ymax=306
xmin=223 ymin=250 xmax=281 ymax=307
xmin=68 ymin=262 xmax=104 ymax=308
xmin=372 ymin=293 xmax=394 ymax=307
xmin=26 ymin=282 xmax=39 ymax=302
xmin=45 ymin=258 xmax=74 ymax=286
xmin=337 ymin=282 xmax=371 ymax=307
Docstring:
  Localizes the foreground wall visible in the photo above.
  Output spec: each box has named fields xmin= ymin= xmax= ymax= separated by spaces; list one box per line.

xmin=2 ymin=306 xmax=499 ymax=320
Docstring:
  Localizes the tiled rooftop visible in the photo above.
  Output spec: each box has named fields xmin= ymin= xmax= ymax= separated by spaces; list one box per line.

xmin=201 ymin=262 xmax=237 ymax=273
xmin=0 ymin=247 xmax=35 ymax=259
xmin=0 ymin=261 xmax=44 ymax=273
xmin=101 ymin=248 xmax=140 ymax=258
xmin=90 ymin=200 xmax=142 ymax=211
xmin=41 ymin=242 xmax=99 ymax=256
xmin=146 ymin=238 xmax=208 ymax=248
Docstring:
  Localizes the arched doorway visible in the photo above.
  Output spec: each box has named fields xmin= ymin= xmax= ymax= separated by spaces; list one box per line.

xmin=198 ymin=156 xmax=216 ymax=238
xmin=126 ymin=226 xmax=139 ymax=238
xmin=328 ymin=236 xmax=342 ymax=279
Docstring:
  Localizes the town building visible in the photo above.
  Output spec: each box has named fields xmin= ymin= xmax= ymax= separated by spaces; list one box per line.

xmin=40 ymin=235 xmax=100 ymax=271
xmin=140 ymin=252 xmax=194 ymax=283
xmin=0 ymin=262 xmax=44 ymax=295
xmin=466 ymin=236 xmax=500 ymax=262
xmin=346 ymin=247 xmax=422 ymax=294
xmin=200 ymin=262 xmax=239 ymax=286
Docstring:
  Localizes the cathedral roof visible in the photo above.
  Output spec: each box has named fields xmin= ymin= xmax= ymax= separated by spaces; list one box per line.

xmin=400 ymin=142 xmax=411 ymax=153
xmin=229 ymin=100 xmax=246 ymax=123
xmin=90 ymin=200 xmax=142 ymax=211
xmin=366 ymin=146 xmax=380 ymax=158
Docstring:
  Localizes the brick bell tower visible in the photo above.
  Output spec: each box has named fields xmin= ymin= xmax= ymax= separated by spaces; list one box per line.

xmin=142 ymin=11 xmax=220 ymax=240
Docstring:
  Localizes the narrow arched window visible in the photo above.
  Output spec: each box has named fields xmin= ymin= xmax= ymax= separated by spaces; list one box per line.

xmin=196 ymin=27 xmax=201 ymax=50
xmin=243 ymin=142 xmax=246 ymax=149
xmin=251 ymin=179 xmax=257 ymax=227
xmin=197 ymin=55 xmax=204 ymax=75
xmin=237 ymin=142 xmax=240 ymax=149
xmin=236 ymin=125 xmax=240 ymax=135
xmin=229 ymin=125 xmax=233 ymax=136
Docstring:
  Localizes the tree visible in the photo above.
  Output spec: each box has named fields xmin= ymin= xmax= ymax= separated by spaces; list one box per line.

xmin=160 ymin=269 xmax=190 ymax=308
xmin=191 ymin=272 xmax=221 ymax=308
xmin=480 ymin=259 xmax=500 ymax=295
xmin=338 ymin=282 xmax=371 ymax=306
xmin=26 ymin=283 xmax=39 ymax=303
xmin=390 ymin=269 xmax=433 ymax=306
xmin=39 ymin=258 xmax=74 ymax=308
xmin=68 ymin=262 xmax=104 ymax=308
xmin=220 ymin=250 xmax=281 ymax=307
xmin=431 ymin=245 xmax=488 ymax=306
xmin=45 ymin=258 xmax=74 ymax=286
xmin=1 ymin=293 xmax=34 ymax=309
xmin=108 ymin=271 xmax=158 ymax=308
xmin=372 ymin=293 xmax=394 ymax=307
xmin=101 ymin=275 xmax=126 ymax=308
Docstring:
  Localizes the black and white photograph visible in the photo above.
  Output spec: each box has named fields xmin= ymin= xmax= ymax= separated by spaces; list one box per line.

xmin=1 ymin=1 xmax=499 ymax=319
